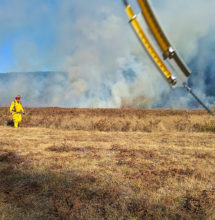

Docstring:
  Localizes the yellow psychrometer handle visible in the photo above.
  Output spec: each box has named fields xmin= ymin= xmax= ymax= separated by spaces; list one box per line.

xmin=137 ymin=0 xmax=170 ymax=56
xmin=137 ymin=0 xmax=191 ymax=77
xmin=125 ymin=4 xmax=176 ymax=85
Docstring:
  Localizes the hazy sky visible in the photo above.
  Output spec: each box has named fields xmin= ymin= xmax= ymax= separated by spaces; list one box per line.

xmin=0 ymin=0 xmax=123 ymax=72
xmin=0 ymin=0 xmax=215 ymax=108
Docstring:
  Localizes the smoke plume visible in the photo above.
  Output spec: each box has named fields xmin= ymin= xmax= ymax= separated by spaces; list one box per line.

xmin=0 ymin=0 xmax=215 ymax=108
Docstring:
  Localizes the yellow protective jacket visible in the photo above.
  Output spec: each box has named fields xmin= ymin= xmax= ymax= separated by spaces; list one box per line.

xmin=10 ymin=100 xmax=24 ymax=114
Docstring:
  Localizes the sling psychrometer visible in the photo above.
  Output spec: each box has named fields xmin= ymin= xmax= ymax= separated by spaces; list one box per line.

xmin=123 ymin=0 xmax=215 ymax=116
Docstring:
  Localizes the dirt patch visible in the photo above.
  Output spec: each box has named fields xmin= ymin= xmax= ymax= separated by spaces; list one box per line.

xmin=0 ymin=151 xmax=25 ymax=164
xmin=183 ymin=190 xmax=215 ymax=217
xmin=46 ymin=145 xmax=97 ymax=153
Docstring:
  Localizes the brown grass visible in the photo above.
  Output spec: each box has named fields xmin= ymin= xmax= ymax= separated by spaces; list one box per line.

xmin=0 ymin=107 xmax=215 ymax=219
xmin=2 ymin=107 xmax=215 ymax=133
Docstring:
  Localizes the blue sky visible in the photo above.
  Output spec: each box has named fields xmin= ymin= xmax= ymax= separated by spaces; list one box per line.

xmin=0 ymin=39 xmax=13 ymax=71
xmin=0 ymin=0 xmax=59 ymax=72
xmin=0 ymin=0 xmax=122 ymax=73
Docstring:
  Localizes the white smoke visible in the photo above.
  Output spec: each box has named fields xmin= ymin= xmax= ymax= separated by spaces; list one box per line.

xmin=0 ymin=0 xmax=215 ymax=108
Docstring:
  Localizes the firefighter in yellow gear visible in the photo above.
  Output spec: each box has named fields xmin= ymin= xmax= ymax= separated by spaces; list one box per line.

xmin=9 ymin=94 xmax=25 ymax=128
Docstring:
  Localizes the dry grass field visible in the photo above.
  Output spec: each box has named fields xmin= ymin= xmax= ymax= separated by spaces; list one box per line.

xmin=0 ymin=107 xmax=215 ymax=220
